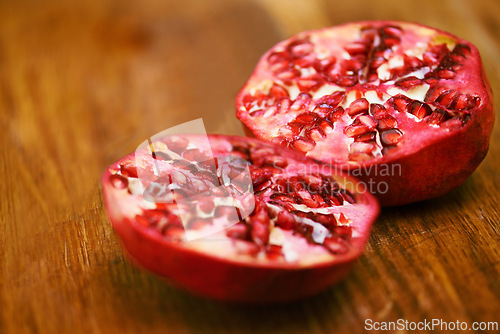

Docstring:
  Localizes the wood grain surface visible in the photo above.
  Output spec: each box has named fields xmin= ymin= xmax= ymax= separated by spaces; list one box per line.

xmin=1 ymin=0 xmax=499 ymax=333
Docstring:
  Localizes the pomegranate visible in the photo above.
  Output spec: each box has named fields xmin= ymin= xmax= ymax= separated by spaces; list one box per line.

xmin=101 ymin=134 xmax=379 ymax=303
xmin=236 ymin=21 xmax=494 ymax=206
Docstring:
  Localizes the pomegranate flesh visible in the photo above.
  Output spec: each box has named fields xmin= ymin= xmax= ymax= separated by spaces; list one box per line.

xmin=236 ymin=21 xmax=494 ymax=206
xmin=101 ymin=134 xmax=379 ymax=303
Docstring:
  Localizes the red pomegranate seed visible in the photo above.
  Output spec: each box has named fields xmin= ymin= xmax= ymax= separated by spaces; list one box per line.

xmin=387 ymin=95 xmax=411 ymax=113
xmin=410 ymin=101 xmax=432 ymax=119
xmin=120 ymin=163 xmax=138 ymax=178
xmin=287 ymin=39 xmax=314 ymax=58
xmin=317 ymin=91 xmax=346 ymax=107
xmin=295 ymin=112 xmax=318 ymax=125
xmin=198 ymin=198 xmax=215 ymax=214
xmin=326 ymin=106 xmax=345 ymax=122
xmin=270 ymin=83 xmax=289 ymax=99
xmin=395 ymin=76 xmax=421 ymax=89
xmin=380 ymin=129 xmax=403 ymax=146
xmin=347 ymin=98 xmax=369 ymax=116
xmin=377 ymin=115 xmax=397 ymax=130
xmin=426 ymin=108 xmax=447 ymax=125
xmin=355 ymin=131 xmax=376 ymax=142
xmin=344 ymin=123 xmax=370 ymax=137
xmin=324 ymin=236 xmax=350 ymax=254
xmin=369 ymin=103 xmax=387 ymax=119
xmin=292 ymin=138 xmax=316 ymax=152
xmin=226 ymin=223 xmax=248 ymax=240
xmin=436 ymin=90 xmax=459 ymax=108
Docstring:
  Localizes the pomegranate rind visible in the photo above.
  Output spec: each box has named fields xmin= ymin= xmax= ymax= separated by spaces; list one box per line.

xmin=101 ymin=135 xmax=379 ymax=303
xmin=235 ymin=21 xmax=494 ymax=206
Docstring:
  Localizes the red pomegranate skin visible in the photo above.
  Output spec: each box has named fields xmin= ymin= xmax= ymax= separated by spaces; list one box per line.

xmin=101 ymin=135 xmax=379 ymax=303
xmin=236 ymin=21 xmax=494 ymax=206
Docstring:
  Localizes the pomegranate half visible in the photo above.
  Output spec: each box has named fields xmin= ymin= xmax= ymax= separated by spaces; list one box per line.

xmin=236 ymin=21 xmax=494 ymax=206
xmin=101 ymin=134 xmax=379 ymax=303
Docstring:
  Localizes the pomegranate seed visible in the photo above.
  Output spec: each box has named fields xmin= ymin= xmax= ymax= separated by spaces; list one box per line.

xmin=357 ymin=115 xmax=378 ymax=129
xmin=254 ymin=179 xmax=272 ymax=193
xmin=436 ymin=69 xmax=456 ymax=79
xmin=333 ymin=225 xmax=352 ymax=239
xmin=251 ymin=167 xmax=274 ymax=186
xmin=276 ymin=67 xmax=301 ymax=82
xmin=275 ymin=210 xmax=297 ymax=230
xmin=287 ymin=39 xmax=313 ymax=58
xmin=424 ymin=86 xmax=448 ymax=102
xmin=404 ymin=55 xmax=424 ymax=68
xmin=387 ymin=95 xmax=411 ymax=113
xmin=294 ymin=112 xmax=318 ymax=125
xmin=268 ymin=51 xmax=290 ymax=64
xmin=325 ymin=193 xmax=343 ymax=206
xmin=347 ymin=98 xmax=369 ymax=116
xmin=317 ymin=91 xmax=346 ymax=107
xmin=319 ymin=120 xmax=334 ymax=133
xmin=344 ymin=123 xmax=370 ymax=137
xmin=266 ymin=245 xmax=284 ymax=260
xmin=277 ymin=98 xmax=291 ymax=113
xmin=436 ymin=90 xmax=459 ymax=108
xmin=249 ymin=109 xmax=265 ymax=117
xmin=345 ymin=41 xmax=369 ymax=55
xmin=279 ymin=122 xmax=303 ymax=139
xmin=226 ymin=223 xmax=248 ymax=240
xmin=410 ymin=101 xmax=432 ymax=119
xmin=335 ymin=75 xmax=358 ymax=87
xmin=395 ymin=76 xmax=421 ymax=89
xmin=380 ymin=129 xmax=403 ymax=146
xmin=306 ymin=127 xmax=325 ymax=142
xmin=242 ymin=94 xmax=255 ymax=110
xmin=426 ymin=108 xmax=446 ymax=125
xmin=269 ymin=83 xmax=289 ymax=99
xmin=292 ymin=138 xmax=316 ymax=152
xmin=297 ymin=75 xmax=323 ymax=92
xmin=120 ymin=163 xmax=138 ymax=178
xmin=251 ymin=221 xmax=270 ymax=246
xmin=355 ymin=131 xmax=376 ymax=142
xmin=109 ymin=174 xmax=128 ymax=189
xmin=290 ymin=93 xmax=312 ymax=111
xmin=324 ymin=236 xmax=350 ymax=254
xmin=326 ymin=106 xmax=345 ymax=122
xmin=198 ymin=198 xmax=215 ymax=214
xmin=369 ymin=103 xmax=387 ymax=119
xmin=340 ymin=189 xmax=356 ymax=204
xmin=377 ymin=115 xmax=397 ymax=130
xmin=313 ymin=56 xmax=336 ymax=73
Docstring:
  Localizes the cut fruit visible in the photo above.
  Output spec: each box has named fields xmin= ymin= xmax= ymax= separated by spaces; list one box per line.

xmin=236 ymin=21 xmax=494 ymax=206
xmin=101 ymin=134 xmax=379 ymax=303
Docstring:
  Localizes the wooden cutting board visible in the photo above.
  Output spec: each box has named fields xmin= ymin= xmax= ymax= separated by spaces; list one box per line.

xmin=1 ymin=0 xmax=499 ymax=333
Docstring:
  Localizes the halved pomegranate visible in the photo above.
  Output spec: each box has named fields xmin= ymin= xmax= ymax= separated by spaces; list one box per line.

xmin=236 ymin=21 xmax=494 ymax=206
xmin=101 ymin=134 xmax=379 ymax=303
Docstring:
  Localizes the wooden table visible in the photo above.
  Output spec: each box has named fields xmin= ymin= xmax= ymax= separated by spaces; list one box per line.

xmin=1 ymin=0 xmax=499 ymax=333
